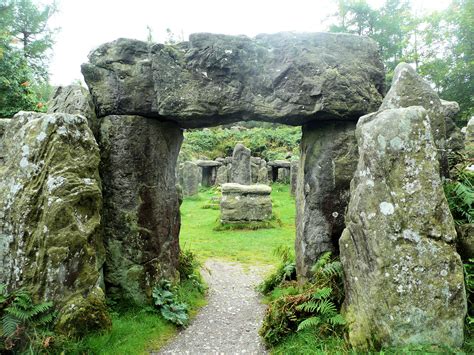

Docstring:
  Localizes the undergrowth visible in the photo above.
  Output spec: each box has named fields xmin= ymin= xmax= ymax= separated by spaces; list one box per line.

xmin=259 ymin=251 xmax=345 ymax=347
xmin=0 ymin=284 xmax=56 ymax=353
xmin=444 ymin=159 xmax=474 ymax=224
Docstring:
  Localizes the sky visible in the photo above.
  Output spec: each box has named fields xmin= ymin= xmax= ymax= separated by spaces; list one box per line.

xmin=47 ymin=0 xmax=451 ymax=86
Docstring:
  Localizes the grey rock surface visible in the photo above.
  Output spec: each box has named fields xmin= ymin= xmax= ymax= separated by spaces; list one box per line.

xmin=0 ymin=112 xmax=108 ymax=334
xmin=277 ymin=167 xmax=290 ymax=183
xmin=99 ymin=115 xmax=182 ymax=305
xmin=181 ymin=161 xmax=201 ymax=196
xmin=215 ymin=165 xmax=229 ymax=185
xmin=0 ymin=118 xmax=11 ymax=165
xmin=380 ymin=63 xmax=451 ymax=175
xmin=296 ymin=121 xmax=357 ymax=280
xmin=47 ymin=85 xmax=99 ymax=136
xmin=220 ymin=183 xmax=272 ymax=223
xmin=231 ymin=143 xmax=251 ymax=185
xmin=157 ymin=260 xmax=268 ymax=355
xmin=340 ymin=107 xmax=466 ymax=349
xmin=82 ymin=32 xmax=384 ymax=128
xmin=290 ymin=160 xmax=298 ymax=196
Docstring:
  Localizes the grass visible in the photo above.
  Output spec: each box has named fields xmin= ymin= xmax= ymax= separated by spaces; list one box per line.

xmin=179 ymin=184 xmax=296 ymax=266
xmin=63 ymin=274 xmax=207 ymax=354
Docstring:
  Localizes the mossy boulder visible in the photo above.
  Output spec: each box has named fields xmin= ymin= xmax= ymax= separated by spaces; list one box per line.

xmin=296 ymin=121 xmax=357 ymax=280
xmin=0 ymin=111 xmax=108 ymax=335
xmin=0 ymin=118 xmax=11 ymax=165
xmin=339 ymin=107 xmax=466 ymax=350
xmin=99 ymin=115 xmax=183 ymax=305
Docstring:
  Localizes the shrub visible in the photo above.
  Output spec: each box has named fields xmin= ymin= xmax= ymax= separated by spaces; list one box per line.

xmin=444 ymin=160 xmax=474 ymax=225
xmin=258 ymin=246 xmax=296 ymax=295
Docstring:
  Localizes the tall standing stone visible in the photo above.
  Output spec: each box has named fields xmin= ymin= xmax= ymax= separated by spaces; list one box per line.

xmin=296 ymin=121 xmax=357 ymax=280
xmin=181 ymin=161 xmax=201 ymax=196
xmin=99 ymin=115 xmax=182 ymax=305
xmin=290 ymin=160 xmax=298 ymax=196
xmin=380 ymin=63 xmax=450 ymax=175
xmin=216 ymin=165 xmax=229 ymax=185
xmin=340 ymin=107 xmax=466 ymax=349
xmin=231 ymin=143 xmax=251 ymax=185
xmin=465 ymin=117 xmax=474 ymax=159
xmin=0 ymin=112 xmax=110 ymax=335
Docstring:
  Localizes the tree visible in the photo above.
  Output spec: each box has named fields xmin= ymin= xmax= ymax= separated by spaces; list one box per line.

xmin=8 ymin=0 xmax=57 ymax=82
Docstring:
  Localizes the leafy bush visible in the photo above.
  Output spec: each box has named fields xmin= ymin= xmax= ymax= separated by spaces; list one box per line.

xmin=0 ymin=284 xmax=56 ymax=352
xmin=259 ymin=252 xmax=345 ymax=347
xmin=152 ymin=280 xmax=189 ymax=327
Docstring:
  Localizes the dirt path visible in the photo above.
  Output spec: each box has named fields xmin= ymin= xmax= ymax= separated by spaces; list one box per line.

xmin=156 ymin=259 xmax=270 ymax=355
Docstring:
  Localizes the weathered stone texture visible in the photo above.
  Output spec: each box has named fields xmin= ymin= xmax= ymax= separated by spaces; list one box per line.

xmin=380 ymin=63 xmax=451 ymax=175
xmin=290 ymin=160 xmax=298 ymax=196
xmin=231 ymin=143 xmax=251 ymax=185
xmin=340 ymin=107 xmax=466 ymax=349
xmin=181 ymin=161 xmax=201 ymax=196
xmin=296 ymin=121 xmax=357 ymax=280
xmin=466 ymin=117 xmax=474 ymax=159
xmin=82 ymin=32 xmax=384 ymax=127
xmin=99 ymin=115 xmax=182 ymax=305
xmin=0 ymin=112 xmax=108 ymax=334
xmin=216 ymin=165 xmax=229 ymax=185
xmin=220 ymin=183 xmax=272 ymax=223
xmin=0 ymin=118 xmax=11 ymax=165
xmin=47 ymin=85 xmax=99 ymax=137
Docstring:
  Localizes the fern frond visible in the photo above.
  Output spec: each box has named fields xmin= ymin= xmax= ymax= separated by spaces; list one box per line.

xmin=312 ymin=287 xmax=332 ymax=300
xmin=296 ymin=301 xmax=319 ymax=313
xmin=311 ymin=252 xmax=332 ymax=274
xmin=321 ymin=261 xmax=343 ymax=278
xmin=328 ymin=313 xmax=346 ymax=326
xmin=316 ymin=299 xmax=337 ymax=315
xmin=297 ymin=316 xmax=321 ymax=331
xmin=2 ymin=314 xmax=20 ymax=337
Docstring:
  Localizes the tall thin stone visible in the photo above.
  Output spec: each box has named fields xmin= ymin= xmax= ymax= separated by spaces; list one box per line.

xmin=231 ymin=143 xmax=251 ymax=185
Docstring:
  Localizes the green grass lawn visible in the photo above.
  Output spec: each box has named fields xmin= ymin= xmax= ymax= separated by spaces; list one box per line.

xmin=179 ymin=183 xmax=296 ymax=267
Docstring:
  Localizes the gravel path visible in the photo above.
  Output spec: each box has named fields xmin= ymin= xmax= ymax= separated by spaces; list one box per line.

xmin=156 ymin=259 xmax=270 ymax=355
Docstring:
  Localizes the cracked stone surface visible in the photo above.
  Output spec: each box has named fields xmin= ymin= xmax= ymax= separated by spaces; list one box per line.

xmin=156 ymin=260 xmax=269 ymax=355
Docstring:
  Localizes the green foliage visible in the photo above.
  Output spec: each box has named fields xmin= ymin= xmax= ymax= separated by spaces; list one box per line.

xmin=258 ymin=246 xmax=296 ymax=295
xmin=259 ymin=252 xmax=345 ymax=347
xmin=444 ymin=161 xmax=474 ymax=225
xmin=180 ymin=125 xmax=301 ymax=162
xmin=0 ymin=284 xmax=55 ymax=352
xmin=152 ymin=280 xmax=189 ymax=327
xmin=327 ymin=0 xmax=474 ymax=121
xmin=464 ymin=258 xmax=474 ymax=352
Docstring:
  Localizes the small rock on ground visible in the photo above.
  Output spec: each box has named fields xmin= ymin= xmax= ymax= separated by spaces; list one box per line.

xmin=155 ymin=259 xmax=270 ymax=355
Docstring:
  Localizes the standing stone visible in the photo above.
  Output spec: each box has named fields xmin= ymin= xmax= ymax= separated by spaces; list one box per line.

xmin=99 ymin=115 xmax=182 ymax=305
xmin=441 ymin=99 xmax=464 ymax=153
xmin=296 ymin=121 xmax=357 ymax=280
xmin=220 ymin=183 xmax=272 ymax=223
xmin=216 ymin=165 xmax=229 ymax=185
xmin=251 ymin=157 xmax=261 ymax=183
xmin=380 ymin=63 xmax=450 ymax=176
xmin=340 ymin=107 xmax=466 ymax=349
xmin=181 ymin=161 xmax=201 ymax=196
xmin=277 ymin=167 xmax=290 ymax=183
xmin=0 ymin=112 xmax=110 ymax=336
xmin=47 ymin=85 xmax=99 ymax=137
xmin=231 ymin=143 xmax=251 ymax=185
xmin=257 ymin=166 xmax=269 ymax=184
xmin=290 ymin=160 xmax=298 ymax=196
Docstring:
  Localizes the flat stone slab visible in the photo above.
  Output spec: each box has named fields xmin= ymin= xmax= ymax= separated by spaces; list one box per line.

xmin=268 ymin=160 xmax=291 ymax=168
xmin=195 ymin=159 xmax=222 ymax=167
xmin=221 ymin=183 xmax=271 ymax=195
xmin=82 ymin=32 xmax=384 ymax=128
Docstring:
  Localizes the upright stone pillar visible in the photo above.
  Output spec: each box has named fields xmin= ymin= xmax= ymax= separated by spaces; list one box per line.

xmin=340 ymin=107 xmax=466 ymax=349
xmin=99 ymin=115 xmax=182 ymax=305
xmin=231 ymin=143 xmax=251 ymax=185
xmin=181 ymin=161 xmax=201 ymax=196
xmin=296 ymin=121 xmax=357 ymax=280
xmin=290 ymin=160 xmax=298 ymax=196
